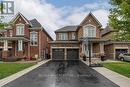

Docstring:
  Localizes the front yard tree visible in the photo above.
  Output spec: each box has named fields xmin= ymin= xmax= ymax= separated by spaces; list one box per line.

xmin=0 ymin=2 xmax=8 ymax=29
xmin=109 ymin=0 xmax=130 ymax=41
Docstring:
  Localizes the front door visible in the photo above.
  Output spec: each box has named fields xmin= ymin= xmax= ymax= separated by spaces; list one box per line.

xmin=84 ymin=44 xmax=93 ymax=57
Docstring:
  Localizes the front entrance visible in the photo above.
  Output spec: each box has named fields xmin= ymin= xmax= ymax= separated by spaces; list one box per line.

xmin=83 ymin=44 xmax=93 ymax=57
xmin=67 ymin=49 xmax=79 ymax=60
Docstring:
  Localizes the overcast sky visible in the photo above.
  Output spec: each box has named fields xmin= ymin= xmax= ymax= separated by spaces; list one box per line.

xmin=3 ymin=0 xmax=110 ymax=39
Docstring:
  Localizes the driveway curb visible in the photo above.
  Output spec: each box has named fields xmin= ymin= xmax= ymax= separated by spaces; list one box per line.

xmin=0 ymin=59 xmax=51 ymax=87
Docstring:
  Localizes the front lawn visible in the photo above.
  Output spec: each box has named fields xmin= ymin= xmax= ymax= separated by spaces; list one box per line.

xmin=0 ymin=63 xmax=34 ymax=79
xmin=103 ymin=62 xmax=130 ymax=78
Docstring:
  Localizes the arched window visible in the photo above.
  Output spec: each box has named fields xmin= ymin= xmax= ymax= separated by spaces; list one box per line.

xmin=84 ymin=25 xmax=96 ymax=37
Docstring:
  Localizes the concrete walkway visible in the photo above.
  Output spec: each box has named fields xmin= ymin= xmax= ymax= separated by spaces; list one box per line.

xmin=93 ymin=67 xmax=130 ymax=87
xmin=81 ymin=59 xmax=130 ymax=87
xmin=0 ymin=59 xmax=51 ymax=87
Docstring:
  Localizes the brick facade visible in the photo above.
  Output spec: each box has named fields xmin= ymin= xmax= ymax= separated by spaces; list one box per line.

xmin=0 ymin=13 xmax=53 ymax=60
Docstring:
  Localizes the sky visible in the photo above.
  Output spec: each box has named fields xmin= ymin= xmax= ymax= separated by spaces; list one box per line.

xmin=1 ymin=0 xmax=110 ymax=39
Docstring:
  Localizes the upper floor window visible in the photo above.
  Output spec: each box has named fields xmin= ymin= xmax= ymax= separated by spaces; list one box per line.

xmin=59 ymin=33 xmax=68 ymax=40
xmin=16 ymin=24 xmax=24 ymax=35
xmin=10 ymin=30 xmax=13 ymax=37
xmin=72 ymin=32 xmax=76 ymax=40
xmin=84 ymin=25 xmax=96 ymax=37
xmin=30 ymin=31 xmax=38 ymax=46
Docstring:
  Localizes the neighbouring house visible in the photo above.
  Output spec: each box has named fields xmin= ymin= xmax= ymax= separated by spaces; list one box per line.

xmin=50 ymin=12 xmax=130 ymax=60
xmin=0 ymin=13 xmax=53 ymax=61
xmin=101 ymin=25 xmax=130 ymax=60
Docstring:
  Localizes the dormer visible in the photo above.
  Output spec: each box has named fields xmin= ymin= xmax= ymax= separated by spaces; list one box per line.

xmin=55 ymin=26 xmax=79 ymax=41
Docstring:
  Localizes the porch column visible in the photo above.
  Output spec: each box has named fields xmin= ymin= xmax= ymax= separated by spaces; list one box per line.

xmin=82 ymin=42 xmax=84 ymax=53
xmin=17 ymin=40 xmax=23 ymax=57
xmin=100 ymin=42 xmax=104 ymax=54
xmin=4 ymin=40 xmax=8 ymax=51
xmin=2 ymin=40 xmax=8 ymax=58
xmin=64 ymin=48 xmax=67 ymax=60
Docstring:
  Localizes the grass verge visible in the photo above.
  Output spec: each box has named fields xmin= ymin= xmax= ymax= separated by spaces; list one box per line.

xmin=103 ymin=62 xmax=130 ymax=78
xmin=0 ymin=63 xmax=34 ymax=79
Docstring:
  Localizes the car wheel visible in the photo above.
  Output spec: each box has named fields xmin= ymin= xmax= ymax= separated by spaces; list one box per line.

xmin=120 ymin=57 xmax=124 ymax=61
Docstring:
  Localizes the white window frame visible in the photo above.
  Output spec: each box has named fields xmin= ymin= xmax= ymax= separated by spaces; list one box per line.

xmin=59 ymin=33 xmax=68 ymax=40
xmin=83 ymin=24 xmax=96 ymax=37
xmin=30 ymin=31 xmax=38 ymax=46
xmin=18 ymin=40 xmax=23 ymax=51
xmin=16 ymin=23 xmax=24 ymax=35
xmin=72 ymin=32 xmax=76 ymax=40
xmin=10 ymin=30 xmax=13 ymax=37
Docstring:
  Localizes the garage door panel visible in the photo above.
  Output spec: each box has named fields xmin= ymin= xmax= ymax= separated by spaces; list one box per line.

xmin=52 ymin=49 xmax=64 ymax=60
xmin=67 ymin=49 xmax=79 ymax=60
xmin=115 ymin=49 xmax=128 ymax=59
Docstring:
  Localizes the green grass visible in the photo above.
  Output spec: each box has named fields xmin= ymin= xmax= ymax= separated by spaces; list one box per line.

xmin=103 ymin=62 xmax=130 ymax=78
xmin=0 ymin=63 xmax=34 ymax=79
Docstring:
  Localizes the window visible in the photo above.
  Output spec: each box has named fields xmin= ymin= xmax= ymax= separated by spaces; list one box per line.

xmin=59 ymin=33 xmax=68 ymax=40
xmin=84 ymin=25 xmax=96 ymax=37
xmin=72 ymin=32 xmax=76 ymax=40
xmin=10 ymin=30 xmax=13 ymax=37
xmin=16 ymin=24 xmax=24 ymax=35
xmin=30 ymin=31 xmax=38 ymax=46
xmin=18 ymin=40 xmax=23 ymax=51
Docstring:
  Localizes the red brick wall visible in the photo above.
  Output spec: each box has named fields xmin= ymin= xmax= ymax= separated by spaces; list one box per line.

xmin=78 ymin=14 xmax=101 ymax=40
xmin=12 ymin=16 xmax=30 ymax=38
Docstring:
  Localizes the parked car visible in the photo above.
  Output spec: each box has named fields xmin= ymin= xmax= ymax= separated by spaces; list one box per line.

xmin=118 ymin=53 xmax=130 ymax=61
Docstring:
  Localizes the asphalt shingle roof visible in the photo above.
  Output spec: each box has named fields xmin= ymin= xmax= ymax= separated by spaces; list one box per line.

xmin=29 ymin=19 xmax=41 ymax=28
xmin=55 ymin=26 xmax=79 ymax=32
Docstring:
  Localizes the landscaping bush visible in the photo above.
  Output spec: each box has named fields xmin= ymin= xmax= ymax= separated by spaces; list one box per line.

xmin=2 ymin=57 xmax=22 ymax=62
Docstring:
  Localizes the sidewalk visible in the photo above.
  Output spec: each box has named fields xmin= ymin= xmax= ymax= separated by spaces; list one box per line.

xmin=93 ymin=67 xmax=130 ymax=87
xmin=0 ymin=59 xmax=51 ymax=87
xmin=81 ymin=60 xmax=130 ymax=87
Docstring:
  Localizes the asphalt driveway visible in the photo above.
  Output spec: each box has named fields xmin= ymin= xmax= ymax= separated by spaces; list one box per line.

xmin=2 ymin=60 xmax=119 ymax=87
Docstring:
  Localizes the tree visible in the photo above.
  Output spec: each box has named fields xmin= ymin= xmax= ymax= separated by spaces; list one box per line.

xmin=109 ymin=0 xmax=130 ymax=41
xmin=0 ymin=2 xmax=6 ymax=29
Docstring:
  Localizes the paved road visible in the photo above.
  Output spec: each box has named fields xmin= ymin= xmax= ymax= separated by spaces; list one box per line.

xmin=3 ymin=60 xmax=119 ymax=87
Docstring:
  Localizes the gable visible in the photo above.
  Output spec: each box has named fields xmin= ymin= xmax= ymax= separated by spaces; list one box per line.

xmin=80 ymin=12 xmax=102 ymax=27
xmin=10 ymin=12 xmax=30 ymax=24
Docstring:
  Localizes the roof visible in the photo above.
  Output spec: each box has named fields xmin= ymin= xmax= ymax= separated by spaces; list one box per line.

xmin=10 ymin=12 xmax=30 ymax=24
xmin=29 ymin=19 xmax=42 ymax=28
xmin=0 ymin=29 xmax=6 ymax=33
xmin=0 ymin=37 xmax=29 ymax=42
xmin=80 ymin=12 xmax=102 ymax=27
xmin=55 ymin=26 xmax=79 ymax=33
xmin=80 ymin=37 xmax=107 ymax=42
xmin=50 ymin=41 xmax=79 ymax=44
xmin=101 ymin=25 xmax=117 ymax=36
xmin=105 ymin=40 xmax=130 ymax=45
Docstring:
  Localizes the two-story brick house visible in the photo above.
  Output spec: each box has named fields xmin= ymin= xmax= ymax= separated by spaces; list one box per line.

xmin=50 ymin=12 xmax=130 ymax=60
xmin=50 ymin=12 xmax=106 ymax=60
xmin=0 ymin=13 xmax=53 ymax=60
xmin=101 ymin=25 xmax=130 ymax=60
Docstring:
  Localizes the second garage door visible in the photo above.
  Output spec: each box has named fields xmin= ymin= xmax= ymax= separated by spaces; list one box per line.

xmin=67 ymin=49 xmax=79 ymax=60
xmin=52 ymin=49 xmax=64 ymax=60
